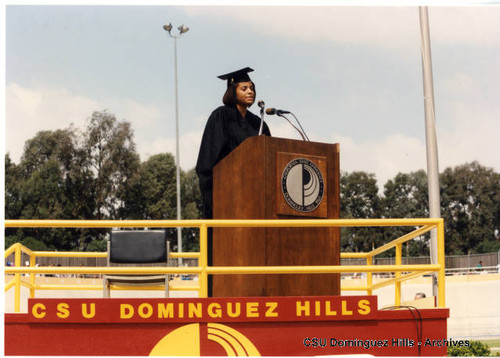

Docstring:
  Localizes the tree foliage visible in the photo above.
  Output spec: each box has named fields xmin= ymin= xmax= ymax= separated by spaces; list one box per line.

xmin=122 ymin=153 xmax=177 ymax=220
xmin=340 ymin=171 xmax=383 ymax=253
xmin=5 ymin=111 xmax=499 ymax=257
xmin=121 ymin=153 xmax=201 ymax=252
xmin=339 ymin=163 xmax=499 ymax=256
xmin=440 ymin=162 xmax=500 ymax=255
xmin=5 ymin=111 xmax=200 ymax=251
xmin=382 ymin=170 xmax=430 ymax=257
xmin=84 ymin=111 xmax=140 ymax=220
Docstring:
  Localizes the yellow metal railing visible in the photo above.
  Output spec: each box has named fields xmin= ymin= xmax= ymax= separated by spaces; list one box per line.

xmin=4 ymin=218 xmax=446 ymax=313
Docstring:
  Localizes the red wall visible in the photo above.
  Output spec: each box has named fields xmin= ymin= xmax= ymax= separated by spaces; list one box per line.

xmin=5 ymin=296 xmax=449 ymax=356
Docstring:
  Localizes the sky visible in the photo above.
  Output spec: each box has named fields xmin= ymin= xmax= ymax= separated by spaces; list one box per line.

xmin=3 ymin=2 xmax=500 ymax=190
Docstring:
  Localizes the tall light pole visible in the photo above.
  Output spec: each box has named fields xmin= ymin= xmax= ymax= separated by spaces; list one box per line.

xmin=419 ymin=7 xmax=441 ymax=298
xmin=163 ymin=22 xmax=189 ymax=266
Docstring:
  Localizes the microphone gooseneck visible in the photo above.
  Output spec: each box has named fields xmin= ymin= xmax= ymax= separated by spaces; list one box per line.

xmin=290 ymin=112 xmax=310 ymax=141
xmin=265 ymin=107 xmax=309 ymax=141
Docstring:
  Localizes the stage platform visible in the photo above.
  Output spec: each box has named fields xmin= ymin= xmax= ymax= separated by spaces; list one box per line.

xmin=5 ymin=295 xmax=450 ymax=356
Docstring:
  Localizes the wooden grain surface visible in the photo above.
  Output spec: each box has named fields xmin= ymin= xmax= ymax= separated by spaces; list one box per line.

xmin=213 ymin=136 xmax=340 ymax=297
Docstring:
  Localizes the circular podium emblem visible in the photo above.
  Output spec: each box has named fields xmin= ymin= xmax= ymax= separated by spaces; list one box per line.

xmin=149 ymin=323 xmax=260 ymax=356
xmin=281 ymin=158 xmax=324 ymax=212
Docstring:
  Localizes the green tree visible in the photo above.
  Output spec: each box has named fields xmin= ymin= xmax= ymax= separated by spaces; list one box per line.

xmin=6 ymin=129 xmax=81 ymax=250
xmin=340 ymin=171 xmax=383 ymax=252
xmin=122 ymin=153 xmax=177 ymax=220
xmin=19 ymin=237 xmax=50 ymax=251
xmin=16 ymin=159 xmax=72 ymax=249
xmin=20 ymin=159 xmax=66 ymax=219
xmin=19 ymin=128 xmax=77 ymax=177
xmin=122 ymin=154 xmax=202 ymax=252
xmin=181 ymin=169 xmax=202 ymax=252
xmin=440 ymin=162 xmax=500 ymax=255
xmin=382 ymin=170 xmax=430 ymax=256
xmin=5 ymin=154 xmax=21 ymax=248
xmin=5 ymin=111 xmax=141 ymax=251
xmin=85 ymin=238 xmax=108 ymax=252
xmin=5 ymin=154 xmax=23 ymax=223
xmin=84 ymin=111 xmax=140 ymax=220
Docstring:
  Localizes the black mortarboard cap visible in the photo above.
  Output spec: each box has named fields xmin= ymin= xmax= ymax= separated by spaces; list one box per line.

xmin=217 ymin=67 xmax=254 ymax=87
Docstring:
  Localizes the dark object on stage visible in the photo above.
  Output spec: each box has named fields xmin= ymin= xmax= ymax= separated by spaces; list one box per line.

xmin=212 ymin=136 xmax=340 ymax=297
xmin=103 ymin=230 xmax=170 ymax=298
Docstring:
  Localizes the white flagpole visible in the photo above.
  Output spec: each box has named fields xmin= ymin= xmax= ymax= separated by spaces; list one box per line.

xmin=419 ymin=6 xmax=441 ymax=298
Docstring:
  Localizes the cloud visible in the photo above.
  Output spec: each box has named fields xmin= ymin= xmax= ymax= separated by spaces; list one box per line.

xmin=106 ymin=98 xmax=162 ymax=130
xmin=319 ymin=132 xmax=427 ymax=188
xmin=252 ymin=120 xmax=428 ymax=188
xmin=185 ymin=6 xmax=500 ymax=49
xmin=6 ymin=81 xmax=499 ymax=191
xmin=308 ymin=110 xmax=500 ymax=190
xmin=5 ymin=83 xmax=164 ymax=163
xmin=6 ymin=83 xmax=99 ymax=161
xmin=186 ymin=6 xmax=417 ymax=49
xmin=437 ymin=102 xmax=500 ymax=174
xmin=138 ymin=129 xmax=204 ymax=171
xmin=436 ymin=68 xmax=500 ymax=173
xmin=429 ymin=7 xmax=500 ymax=47
xmin=154 ymin=106 xmax=500 ymax=183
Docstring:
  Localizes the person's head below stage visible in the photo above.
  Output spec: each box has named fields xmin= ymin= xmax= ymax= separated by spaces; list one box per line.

xmin=218 ymin=67 xmax=256 ymax=117
xmin=414 ymin=292 xmax=426 ymax=300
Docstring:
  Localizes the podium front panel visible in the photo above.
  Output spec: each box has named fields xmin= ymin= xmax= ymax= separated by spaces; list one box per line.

xmin=213 ymin=136 xmax=340 ymax=297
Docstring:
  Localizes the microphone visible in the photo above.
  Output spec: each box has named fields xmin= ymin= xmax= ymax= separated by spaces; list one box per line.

xmin=265 ymin=108 xmax=290 ymax=115
xmin=258 ymin=100 xmax=265 ymax=135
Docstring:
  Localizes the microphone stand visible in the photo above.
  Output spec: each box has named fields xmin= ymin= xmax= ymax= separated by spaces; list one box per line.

xmin=277 ymin=113 xmax=308 ymax=141
xmin=289 ymin=112 xmax=310 ymax=141
xmin=258 ymin=106 xmax=265 ymax=135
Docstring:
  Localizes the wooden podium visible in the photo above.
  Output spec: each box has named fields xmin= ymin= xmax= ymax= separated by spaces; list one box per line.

xmin=212 ymin=136 xmax=340 ymax=297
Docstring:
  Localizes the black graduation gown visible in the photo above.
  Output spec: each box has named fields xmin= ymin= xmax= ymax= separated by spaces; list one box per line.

xmin=195 ymin=105 xmax=271 ymax=219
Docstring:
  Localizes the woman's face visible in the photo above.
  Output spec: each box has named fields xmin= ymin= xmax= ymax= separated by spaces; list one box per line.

xmin=235 ymin=81 xmax=255 ymax=107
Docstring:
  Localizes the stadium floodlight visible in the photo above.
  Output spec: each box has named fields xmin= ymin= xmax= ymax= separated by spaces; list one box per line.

xmin=163 ymin=22 xmax=190 ymax=266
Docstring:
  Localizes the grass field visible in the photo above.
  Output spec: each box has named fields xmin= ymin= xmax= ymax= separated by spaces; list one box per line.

xmin=481 ymin=339 xmax=500 ymax=354
xmin=481 ymin=339 xmax=500 ymax=347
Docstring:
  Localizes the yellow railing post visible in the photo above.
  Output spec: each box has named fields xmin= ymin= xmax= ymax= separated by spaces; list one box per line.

xmin=14 ymin=243 xmax=22 ymax=313
xmin=437 ymin=219 xmax=446 ymax=307
xmin=366 ymin=256 xmax=373 ymax=295
xmin=395 ymin=243 xmax=402 ymax=306
xmin=199 ymin=223 xmax=208 ymax=298
xmin=30 ymin=254 xmax=36 ymax=298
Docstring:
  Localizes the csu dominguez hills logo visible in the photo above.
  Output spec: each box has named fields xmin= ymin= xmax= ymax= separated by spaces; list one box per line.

xmin=281 ymin=158 xmax=324 ymax=213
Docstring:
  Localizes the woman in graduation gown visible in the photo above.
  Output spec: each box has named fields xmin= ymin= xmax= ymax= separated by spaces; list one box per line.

xmin=196 ymin=68 xmax=271 ymax=296
xmin=196 ymin=67 xmax=271 ymax=219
